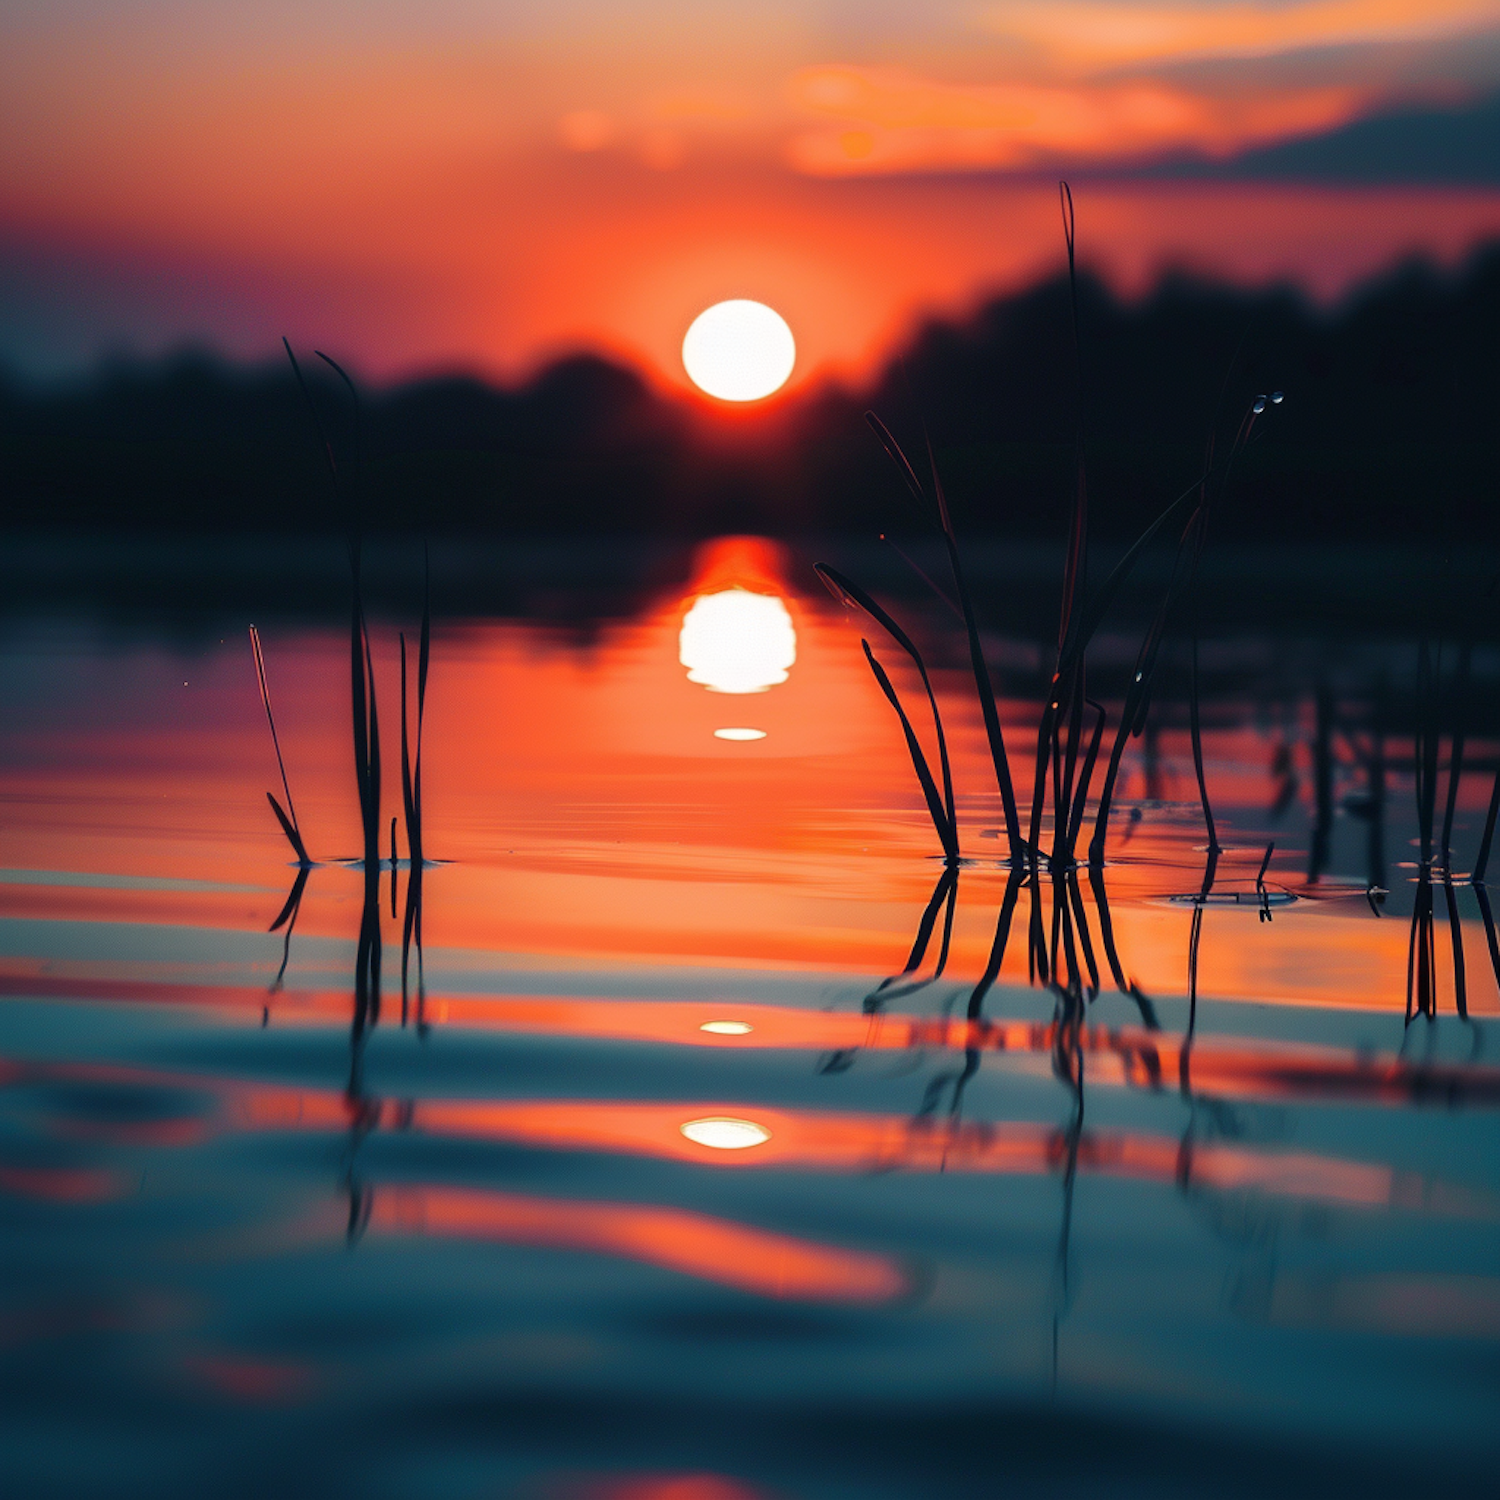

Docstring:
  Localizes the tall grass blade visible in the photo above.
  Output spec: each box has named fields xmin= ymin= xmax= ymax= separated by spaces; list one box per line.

xmin=1441 ymin=641 xmax=1470 ymax=869
xmin=1475 ymin=767 xmax=1500 ymax=886
xmin=1087 ymin=519 xmax=1194 ymax=864
xmin=1063 ymin=701 xmax=1106 ymax=860
xmin=865 ymin=412 xmax=925 ymax=508
xmin=416 ymin=545 xmax=430 ymax=850
xmin=1256 ymin=840 xmax=1276 ymax=923
xmin=864 ymin=418 xmax=1024 ymax=857
xmin=362 ymin=621 xmax=381 ymax=869
xmin=1060 ymin=476 xmax=1202 ymax=676
xmin=401 ymin=634 xmax=416 ymax=865
xmin=400 ymin=552 xmax=431 ymax=872
xmin=861 ymin=640 xmax=958 ymax=861
xmin=1366 ymin=682 xmax=1388 ymax=906
xmin=879 ymin=534 xmax=963 ymax=621
xmin=350 ymin=599 xmax=373 ymax=862
xmin=927 ymin=440 xmax=1025 ymax=858
xmin=265 ymin=792 xmax=309 ymax=868
xmin=1057 ymin=180 xmax=1089 ymax=653
xmin=282 ymin=338 xmax=338 ymax=485
xmin=1476 ymin=883 xmax=1500 ymax=992
xmin=818 ymin=564 xmax=957 ymax=854
xmin=315 ymin=349 xmax=364 ymax=534
xmin=1036 ymin=475 xmax=1204 ymax=867
xmin=248 ymin=625 xmax=309 ymax=861
xmin=1415 ymin=643 xmax=1440 ymax=871
xmin=400 ymin=556 xmax=430 ymax=1034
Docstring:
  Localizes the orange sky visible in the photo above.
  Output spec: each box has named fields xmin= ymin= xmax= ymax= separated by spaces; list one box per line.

xmin=3 ymin=0 xmax=1500 ymax=384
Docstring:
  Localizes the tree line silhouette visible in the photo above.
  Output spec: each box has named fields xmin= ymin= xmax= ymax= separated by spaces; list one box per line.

xmin=3 ymin=243 xmax=1497 ymax=544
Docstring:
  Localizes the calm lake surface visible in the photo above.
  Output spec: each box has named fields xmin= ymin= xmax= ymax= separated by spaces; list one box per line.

xmin=3 ymin=535 xmax=1499 ymax=1499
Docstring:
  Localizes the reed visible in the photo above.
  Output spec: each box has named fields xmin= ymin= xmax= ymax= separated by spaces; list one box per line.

xmin=1085 ymin=520 xmax=1193 ymax=865
xmin=1255 ymin=841 xmax=1276 ymax=923
xmin=831 ymin=399 xmax=1208 ymax=876
xmin=844 ymin=214 xmax=1281 ymax=877
xmin=399 ymin=549 xmax=431 ymax=1028
xmin=1402 ymin=636 xmax=1483 ymax=1022
xmin=1476 ymin=882 xmax=1500 ymax=993
xmin=1440 ymin=640 xmax=1470 ymax=871
xmin=248 ymin=623 xmax=311 ymax=866
xmin=815 ymin=186 xmax=1312 ymax=1108
xmin=1407 ymin=644 xmax=1439 ymax=1021
xmin=1476 ymin=768 xmax=1500 ymax=886
xmin=816 ymin=564 xmax=958 ymax=862
xmin=281 ymin=338 xmax=386 ymax=1046
xmin=869 ymin=415 xmax=1023 ymax=859
xmin=259 ymin=340 xmax=438 ymax=1050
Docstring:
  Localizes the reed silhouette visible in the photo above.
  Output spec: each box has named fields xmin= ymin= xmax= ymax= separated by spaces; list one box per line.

xmin=253 ymin=341 xmax=435 ymax=1051
xmin=818 ymin=184 xmax=1284 ymax=880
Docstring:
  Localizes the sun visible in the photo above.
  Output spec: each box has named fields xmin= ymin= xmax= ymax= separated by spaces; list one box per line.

xmin=681 ymin=300 xmax=796 ymax=402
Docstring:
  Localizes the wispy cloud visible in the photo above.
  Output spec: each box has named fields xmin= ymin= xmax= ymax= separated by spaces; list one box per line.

xmin=787 ymin=65 xmax=1362 ymax=174
xmin=982 ymin=0 xmax=1500 ymax=73
xmin=782 ymin=0 xmax=1500 ymax=175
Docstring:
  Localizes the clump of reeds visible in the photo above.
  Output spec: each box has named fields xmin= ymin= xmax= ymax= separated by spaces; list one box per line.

xmin=818 ymin=183 xmax=1290 ymax=1031
xmin=1404 ymin=640 xmax=1482 ymax=1024
xmin=261 ymin=340 xmax=436 ymax=1048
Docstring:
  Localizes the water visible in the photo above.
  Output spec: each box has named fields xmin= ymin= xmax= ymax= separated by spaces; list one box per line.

xmin=2 ymin=535 xmax=1499 ymax=1499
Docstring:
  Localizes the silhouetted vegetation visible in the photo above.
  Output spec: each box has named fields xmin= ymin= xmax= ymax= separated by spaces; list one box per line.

xmin=3 ymin=242 xmax=1498 ymax=543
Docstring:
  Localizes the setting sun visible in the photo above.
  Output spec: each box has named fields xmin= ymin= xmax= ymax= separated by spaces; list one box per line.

xmin=681 ymin=300 xmax=797 ymax=401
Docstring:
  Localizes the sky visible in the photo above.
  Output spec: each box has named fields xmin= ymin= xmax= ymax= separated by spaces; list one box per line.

xmin=3 ymin=0 xmax=1500 ymax=389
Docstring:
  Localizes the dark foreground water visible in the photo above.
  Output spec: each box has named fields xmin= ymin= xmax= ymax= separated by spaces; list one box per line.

xmin=2 ymin=536 xmax=1499 ymax=1499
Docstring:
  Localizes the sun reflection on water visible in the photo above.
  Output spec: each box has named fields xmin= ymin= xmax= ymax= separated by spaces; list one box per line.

xmin=679 ymin=1117 xmax=772 ymax=1150
xmin=679 ymin=588 xmax=797 ymax=695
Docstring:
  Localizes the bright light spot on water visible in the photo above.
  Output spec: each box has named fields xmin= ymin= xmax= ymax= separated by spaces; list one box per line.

xmin=680 ymin=1116 xmax=771 ymax=1149
xmin=699 ymin=1020 xmax=754 ymax=1034
xmin=714 ymin=727 xmax=766 ymax=741
xmin=682 ymin=300 xmax=795 ymax=401
xmin=680 ymin=589 xmax=796 ymax=694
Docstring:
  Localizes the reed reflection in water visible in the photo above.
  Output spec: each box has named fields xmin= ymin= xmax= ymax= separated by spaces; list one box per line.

xmin=1 ymin=536 xmax=1499 ymax=1496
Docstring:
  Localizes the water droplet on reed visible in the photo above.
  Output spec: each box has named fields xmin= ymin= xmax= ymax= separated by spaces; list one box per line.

xmin=1253 ymin=396 xmax=1267 ymax=414
xmin=1271 ymin=391 xmax=1284 ymax=404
